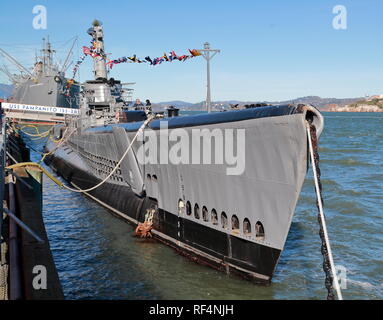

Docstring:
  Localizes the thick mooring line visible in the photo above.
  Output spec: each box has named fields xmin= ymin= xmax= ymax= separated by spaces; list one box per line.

xmin=307 ymin=123 xmax=343 ymax=300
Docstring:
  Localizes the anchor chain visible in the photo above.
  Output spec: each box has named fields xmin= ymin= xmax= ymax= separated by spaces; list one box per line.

xmin=308 ymin=123 xmax=336 ymax=300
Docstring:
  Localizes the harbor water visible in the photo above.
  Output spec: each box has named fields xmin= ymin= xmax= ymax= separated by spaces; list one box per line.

xmin=25 ymin=112 xmax=383 ymax=300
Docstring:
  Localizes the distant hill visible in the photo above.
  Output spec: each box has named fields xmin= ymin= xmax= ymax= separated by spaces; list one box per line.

xmin=327 ymin=97 xmax=383 ymax=112
xmin=158 ymin=101 xmax=195 ymax=108
xmin=0 ymin=84 xmax=13 ymax=98
xmin=275 ymin=96 xmax=362 ymax=109
xmin=0 ymin=82 xmax=363 ymax=110
xmin=157 ymin=96 xmax=363 ymax=111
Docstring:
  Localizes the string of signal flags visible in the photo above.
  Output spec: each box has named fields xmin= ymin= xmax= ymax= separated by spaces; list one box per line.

xmin=71 ymin=40 xmax=202 ymax=79
xmin=66 ymin=41 xmax=203 ymax=96
xmin=103 ymin=48 xmax=202 ymax=69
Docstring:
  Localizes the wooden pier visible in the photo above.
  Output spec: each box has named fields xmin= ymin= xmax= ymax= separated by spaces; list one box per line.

xmin=4 ymin=110 xmax=66 ymax=123
xmin=0 ymin=117 xmax=63 ymax=300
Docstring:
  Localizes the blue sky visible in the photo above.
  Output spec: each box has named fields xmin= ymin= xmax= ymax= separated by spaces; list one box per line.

xmin=0 ymin=0 xmax=382 ymax=102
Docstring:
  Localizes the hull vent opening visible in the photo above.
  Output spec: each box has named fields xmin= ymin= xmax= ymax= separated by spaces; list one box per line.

xmin=211 ymin=209 xmax=218 ymax=225
xmin=255 ymin=221 xmax=265 ymax=240
xmin=221 ymin=212 xmax=228 ymax=229
xmin=194 ymin=204 xmax=200 ymax=219
xmin=243 ymin=218 xmax=252 ymax=236
xmin=231 ymin=215 xmax=239 ymax=233
xmin=202 ymin=206 xmax=209 ymax=222
xmin=186 ymin=201 xmax=191 ymax=216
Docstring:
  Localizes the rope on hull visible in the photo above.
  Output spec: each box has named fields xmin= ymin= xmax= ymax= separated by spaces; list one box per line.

xmin=307 ymin=122 xmax=343 ymax=300
xmin=61 ymin=114 xmax=155 ymax=193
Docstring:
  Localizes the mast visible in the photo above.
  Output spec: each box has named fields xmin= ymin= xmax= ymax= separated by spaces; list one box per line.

xmin=46 ymin=37 xmax=52 ymax=70
xmin=61 ymin=37 xmax=77 ymax=74
xmin=41 ymin=37 xmax=55 ymax=74
xmin=88 ymin=20 xmax=108 ymax=80
xmin=199 ymin=42 xmax=220 ymax=113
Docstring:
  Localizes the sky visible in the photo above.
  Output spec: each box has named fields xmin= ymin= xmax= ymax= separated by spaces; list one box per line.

xmin=0 ymin=0 xmax=382 ymax=103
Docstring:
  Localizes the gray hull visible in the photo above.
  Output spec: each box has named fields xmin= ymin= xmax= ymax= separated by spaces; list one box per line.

xmin=10 ymin=76 xmax=78 ymax=109
xmin=45 ymin=105 xmax=323 ymax=282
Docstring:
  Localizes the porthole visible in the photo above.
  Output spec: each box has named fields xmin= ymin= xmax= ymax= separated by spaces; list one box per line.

xmin=255 ymin=221 xmax=265 ymax=240
xmin=147 ymin=174 xmax=151 ymax=179
xmin=194 ymin=204 xmax=200 ymax=219
xmin=211 ymin=209 xmax=218 ymax=225
xmin=186 ymin=201 xmax=191 ymax=216
xmin=202 ymin=206 xmax=209 ymax=222
xmin=231 ymin=215 xmax=239 ymax=231
xmin=178 ymin=199 xmax=185 ymax=215
xmin=243 ymin=218 xmax=252 ymax=236
xmin=152 ymin=175 xmax=158 ymax=181
xmin=221 ymin=212 xmax=228 ymax=229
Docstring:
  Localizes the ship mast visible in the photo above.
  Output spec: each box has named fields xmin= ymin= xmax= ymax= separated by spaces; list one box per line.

xmin=41 ymin=37 xmax=55 ymax=74
xmin=88 ymin=20 xmax=108 ymax=80
xmin=198 ymin=42 xmax=220 ymax=113
xmin=61 ymin=37 xmax=77 ymax=74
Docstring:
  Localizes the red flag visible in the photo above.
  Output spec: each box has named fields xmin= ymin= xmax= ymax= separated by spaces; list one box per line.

xmin=106 ymin=60 xmax=114 ymax=69
xmin=82 ymin=46 xmax=91 ymax=55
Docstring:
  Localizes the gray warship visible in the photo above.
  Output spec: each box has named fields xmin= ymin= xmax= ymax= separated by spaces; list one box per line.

xmin=0 ymin=38 xmax=79 ymax=109
xmin=44 ymin=21 xmax=324 ymax=283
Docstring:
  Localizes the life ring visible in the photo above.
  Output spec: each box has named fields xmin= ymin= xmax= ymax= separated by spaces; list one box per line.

xmin=54 ymin=75 xmax=62 ymax=83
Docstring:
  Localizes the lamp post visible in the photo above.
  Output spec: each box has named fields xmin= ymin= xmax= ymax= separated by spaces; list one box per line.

xmin=199 ymin=42 xmax=220 ymax=113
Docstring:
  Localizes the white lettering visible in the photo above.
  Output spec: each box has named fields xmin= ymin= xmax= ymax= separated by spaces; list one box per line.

xmin=332 ymin=5 xmax=347 ymax=30
xmin=2 ymin=102 xmax=79 ymax=115
xmin=32 ymin=5 xmax=47 ymax=30
xmin=32 ymin=265 xmax=47 ymax=290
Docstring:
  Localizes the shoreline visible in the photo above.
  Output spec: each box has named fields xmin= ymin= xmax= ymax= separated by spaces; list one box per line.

xmin=322 ymin=110 xmax=383 ymax=113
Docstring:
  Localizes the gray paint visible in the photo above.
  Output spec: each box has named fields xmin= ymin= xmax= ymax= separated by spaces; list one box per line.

xmin=47 ymin=106 xmax=323 ymax=253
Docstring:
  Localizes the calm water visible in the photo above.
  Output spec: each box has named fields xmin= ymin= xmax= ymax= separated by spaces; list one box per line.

xmin=25 ymin=112 xmax=382 ymax=300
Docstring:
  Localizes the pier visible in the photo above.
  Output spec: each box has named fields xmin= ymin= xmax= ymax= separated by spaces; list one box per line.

xmin=0 ymin=116 xmax=63 ymax=300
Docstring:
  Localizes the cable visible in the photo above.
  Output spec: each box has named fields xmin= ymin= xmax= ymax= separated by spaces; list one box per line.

xmin=307 ymin=122 xmax=343 ymax=300
xmin=6 ymin=162 xmax=63 ymax=188
xmin=18 ymin=124 xmax=53 ymax=138
xmin=61 ymin=115 xmax=154 ymax=193
xmin=39 ymin=126 xmax=75 ymax=163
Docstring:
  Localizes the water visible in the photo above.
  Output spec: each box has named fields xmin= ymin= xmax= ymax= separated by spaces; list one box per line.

xmin=25 ymin=112 xmax=383 ymax=300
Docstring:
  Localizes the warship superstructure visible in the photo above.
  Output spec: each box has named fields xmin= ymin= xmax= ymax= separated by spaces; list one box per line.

xmin=0 ymin=38 xmax=79 ymax=109
xmin=44 ymin=21 xmax=324 ymax=283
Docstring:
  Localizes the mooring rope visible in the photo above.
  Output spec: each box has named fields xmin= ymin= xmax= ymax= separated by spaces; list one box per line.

xmin=6 ymin=116 xmax=343 ymax=299
xmin=38 ymin=126 xmax=75 ymax=163
xmin=17 ymin=124 xmax=53 ymax=138
xmin=61 ymin=114 xmax=155 ymax=193
xmin=5 ymin=125 xmax=76 ymax=187
xmin=12 ymin=124 xmax=53 ymax=155
xmin=307 ymin=122 xmax=343 ymax=300
xmin=6 ymin=162 xmax=63 ymax=187
xmin=5 ymin=115 xmax=153 ymax=194
xmin=11 ymin=123 xmax=75 ymax=163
